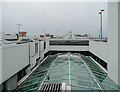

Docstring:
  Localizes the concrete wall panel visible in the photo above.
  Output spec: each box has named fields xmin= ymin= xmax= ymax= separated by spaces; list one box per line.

xmin=89 ymin=40 xmax=108 ymax=62
xmin=0 ymin=44 xmax=29 ymax=84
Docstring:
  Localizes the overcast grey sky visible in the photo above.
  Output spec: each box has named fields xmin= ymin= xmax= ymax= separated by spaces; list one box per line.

xmin=2 ymin=2 xmax=107 ymax=37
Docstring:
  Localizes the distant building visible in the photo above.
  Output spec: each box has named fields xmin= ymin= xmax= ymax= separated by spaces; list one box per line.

xmin=0 ymin=32 xmax=18 ymax=41
xmin=18 ymin=31 xmax=27 ymax=37
xmin=40 ymin=34 xmax=54 ymax=39
xmin=75 ymin=34 xmax=88 ymax=37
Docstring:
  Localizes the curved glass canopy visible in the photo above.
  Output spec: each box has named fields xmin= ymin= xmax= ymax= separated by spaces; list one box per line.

xmin=16 ymin=53 xmax=120 ymax=92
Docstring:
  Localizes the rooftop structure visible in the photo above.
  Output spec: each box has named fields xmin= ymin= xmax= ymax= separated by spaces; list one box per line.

xmin=66 ymin=32 xmax=75 ymax=40
xmin=0 ymin=2 xmax=120 ymax=91
xmin=0 ymin=30 xmax=120 ymax=91
xmin=16 ymin=53 xmax=120 ymax=91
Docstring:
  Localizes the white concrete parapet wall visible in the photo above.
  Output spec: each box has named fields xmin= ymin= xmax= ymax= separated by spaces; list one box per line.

xmin=0 ymin=44 xmax=29 ymax=84
xmin=43 ymin=38 xmax=89 ymax=55
xmin=89 ymin=2 xmax=119 ymax=85
xmin=49 ymin=45 xmax=89 ymax=51
xmin=89 ymin=40 xmax=108 ymax=63
xmin=29 ymin=41 xmax=39 ymax=68
xmin=39 ymin=41 xmax=44 ymax=58
xmin=0 ymin=41 xmax=40 ymax=84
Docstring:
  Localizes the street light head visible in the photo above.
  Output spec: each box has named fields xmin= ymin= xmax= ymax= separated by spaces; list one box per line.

xmin=99 ymin=12 xmax=101 ymax=14
xmin=101 ymin=9 xmax=104 ymax=12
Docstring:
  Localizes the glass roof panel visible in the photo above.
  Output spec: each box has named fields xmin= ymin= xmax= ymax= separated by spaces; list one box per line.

xmin=16 ymin=53 xmax=120 ymax=92
xmin=71 ymin=79 xmax=96 ymax=88
xmin=71 ymin=85 xmax=93 ymax=90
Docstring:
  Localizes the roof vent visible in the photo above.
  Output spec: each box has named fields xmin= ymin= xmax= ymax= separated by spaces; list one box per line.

xmin=39 ymin=83 xmax=63 ymax=92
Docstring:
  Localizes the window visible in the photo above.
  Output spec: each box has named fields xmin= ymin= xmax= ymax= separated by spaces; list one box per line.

xmin=44 ymin=42 xmax=46 ymax=49
xmin=35 ymin=43 xmax=38 ymax=54
xmin=90 ymin=52 xmax=107 ymax=70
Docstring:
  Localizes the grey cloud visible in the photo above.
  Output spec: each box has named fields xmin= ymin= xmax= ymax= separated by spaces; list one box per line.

xmin=2 ymin=2 xmax=107 ymax=37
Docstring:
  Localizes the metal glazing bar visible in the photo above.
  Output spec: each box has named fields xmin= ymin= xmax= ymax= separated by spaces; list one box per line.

xmin=70 ymin=73 xmax=91 ymax=77
xmin=81 ymin=56 xmax=119 ymax=87
xmin=31 ymin=71 xmax=47 ymax=77
xmin=70 ymin=69 xmax=89 ymax=73
xmin=44 ymin=78 xmax=94 ymax=83
xmin=97 ymin=78 xmax=118 ymax=86
xmin=25 ymin=78 xmax=42 ymax=83
xmin=16 ymin=56 xmax=49 ymax=91
xmin=24 ymin=87 xmax=38 ymax=92
xmin=71 ymin=84 xmax=99 ymax=89
xmin=89 ymin=69 xmax=106 ymax=75
xmin=68 ymin=55 xmax=71 ymax=89
xmin=49 ymin=73 xmax=69 ymax=76
xmin=71 ymin=78 xmax=94 ymax=82
xmin=80 ymin=55 xmax=103 ymax=92
xmin=44 ymin=79 xmax=67 ymax=81
xmin=21 ymin=82 xmax=39 ymax=88
xmin=100 ymin=82 xmax=118 ymax=90
xmin=51 ymin=69 xmax=66 ymax=73
xmin=38 ymin=57 xmax=57 ymax=91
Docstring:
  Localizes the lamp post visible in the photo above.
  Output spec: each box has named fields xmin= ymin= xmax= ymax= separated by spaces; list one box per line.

xmin=16 ymin=24 xmax=21 ymax=39
xmin=57 ymin=30 xmax=59 ymax=38
xmin=43 ymin=29 xmax=46 ymax=38
xmin=16 ymin=24 xmax=21 ymax=33
xmin=99 ymin=9 xmax=104 ymax=42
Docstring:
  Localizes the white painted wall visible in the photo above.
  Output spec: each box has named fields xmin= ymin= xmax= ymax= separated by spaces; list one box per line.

xmin=0 ymin=44 xmax=29 ymax=84
xmin=2 ymin=34 xmax=17 ymax=40
xmin=0 ymin=41 xmax=41 ymax=85
xmin=39 ymin=41 xmax=44 ymax=58
xmin=0 ymin=1 xmax=2 ymax=86
xmin=118 ymin=1 xmax=120 ymax=85
xmin=0 ymin=46 xmax=2 ymax=86
xmin=49 ymin=45 xmax=89 ymax=51
xmin=89 ymin=40 xmax=108 ymax=62
xmin=89 ymin=2 xmax=119 ymax=85
xmin=29 ymin=42 xmax=39 ymax=68
xmin=43 ymin=38 xmax=89 ymax=55
xmin=108 ymin=2 xmax=119 ymax=84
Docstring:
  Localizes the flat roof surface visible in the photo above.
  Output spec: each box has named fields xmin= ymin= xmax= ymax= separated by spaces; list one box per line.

xmin=16 ymin=53 xmax=120 ymax=91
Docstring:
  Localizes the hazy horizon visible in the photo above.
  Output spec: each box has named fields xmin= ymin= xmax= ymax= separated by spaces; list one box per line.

xmin=2 ymin=2 xmax=107 ymax=37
